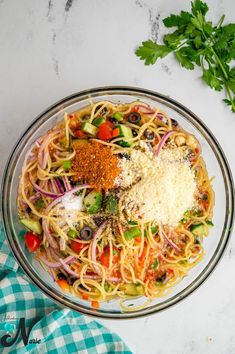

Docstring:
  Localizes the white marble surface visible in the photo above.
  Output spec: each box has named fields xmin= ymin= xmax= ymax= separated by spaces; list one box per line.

xmin=0 ymin=1 xmax=235 ymax=353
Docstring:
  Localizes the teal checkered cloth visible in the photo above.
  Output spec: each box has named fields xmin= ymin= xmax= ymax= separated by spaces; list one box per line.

xmin=0 ymin=224 xmax=132 ymax=354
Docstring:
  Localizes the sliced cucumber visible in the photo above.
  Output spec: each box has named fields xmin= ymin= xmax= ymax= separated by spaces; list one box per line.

xmin=117 ymin=124 xmax=133 ymax=147
xmin=81 ymin=122 xmax=98 ymax=136
xmin=190 ymin=220 xmax=213 ymax=236
xmin=20 ymin=218 xmax=42 ymax=234
xmin=67 ymin=229 xmax=78 ymax=239
xmin=92 ymin=117 xmax=106 ymax=127
xmin=105 ymin=195 xmax=118 ymax=214
xmin=84 ymin=191 xmax=102 ymax=214
xmin=124 ymin=227 xmax=141 ymax=241
xmin=117 ymin=140 xmax=132 ymax=147
xmin=124 ymin=283 xmax=143 ymax=296
xmin=135 ymin=283 xmax=144 ymax=295
xmin=112 ymin=112 xmax=123 ymax=121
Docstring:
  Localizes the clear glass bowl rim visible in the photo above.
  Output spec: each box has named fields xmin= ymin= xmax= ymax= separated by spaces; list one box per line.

xmin=1 ymin=86 xmax=234 ymax=319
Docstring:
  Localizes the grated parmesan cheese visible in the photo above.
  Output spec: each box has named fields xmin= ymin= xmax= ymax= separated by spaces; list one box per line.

xmin=116 ymin=144 xmax=197 ymax=226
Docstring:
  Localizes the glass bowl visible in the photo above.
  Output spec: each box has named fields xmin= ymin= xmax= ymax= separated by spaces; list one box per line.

xmin=1 ymin=87 xmax=234 ymax=319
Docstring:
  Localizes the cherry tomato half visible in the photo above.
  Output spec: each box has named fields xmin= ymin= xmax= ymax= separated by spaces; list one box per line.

xmin=100 ymin=246 xmax=119 ymax=268
xmin=70 ymin=240 xmax=86 ymax=253
xmin=24 ymin=232 xmax=41 ymax=253
xmin=97 ymin=122 xmax=114 ymax=140
xmin=74 ymin=129 xmax=87 ymax=138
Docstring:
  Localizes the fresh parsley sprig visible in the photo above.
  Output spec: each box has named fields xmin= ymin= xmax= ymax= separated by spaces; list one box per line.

xmin=136 ymin=0 xmax=235 ymax=113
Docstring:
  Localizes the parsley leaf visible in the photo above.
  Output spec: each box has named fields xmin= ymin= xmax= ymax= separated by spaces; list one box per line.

xmin=163 ymin=30 xmax=184 ymax=49
xmin=163 ymin=11 xmax=192 ymax=28
xmin=135 ymin=40 xmax=172 ymax=65
xmin=175 ymin=48 xmax=195 ymax=70
xmin=202 ymin=69 xmax=223 ymax=91
xmin=135 ymin=0 xmax=235 ymax=113
xmin=222 ymin=24 xmax=235 ymax=36
xmin=227 ymin=78 xmax=235 ymax=94
xmin=191 ymin=0 xmax=208 ymax=16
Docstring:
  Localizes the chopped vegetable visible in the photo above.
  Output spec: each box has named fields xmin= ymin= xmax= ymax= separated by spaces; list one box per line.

xmin=67 ymin=229 xmax=78 ymax=239
xmin=81 ymin=122 xmax=98 ymax=136
xmin=127 ymin=112 xmax=141 ymax=125
xmin=124 ymin=227 xmax=141 ymax=241
xmin=74 ymin=130 xmax=87 ymax=139
xmin=84 ymin=191 xmax=102 ymax=214
xmin=190 ymin=220 xmax=213 ymax=236
xmin=24 ymin=232 xmax=41 ymax=252
xmin=124 ymin=283 xmax=144 ymax=296
xmin=70 ymin=240 xmax=86 ymax=253
xmin=97 ymin=121 xmax=114 ymax=140
xmin=57 ymin=279 xmax=70 ymax=292
xmin=100 ymin=246 xmax=119 ymax=267
xmin=80 ymin=226 xmax=94 ymax=241
xmin=136 ymin=0 xmax=235 ymax=113
xmin=20 ymin=218 xmax=42 ymax=234
xmin=63 ymin=160 xmax=71 ymax=171
xmin=105 ymin=195 xmax=118 ymax=214
xmin=151 ymin=226 xmax=158 ymax=234
xmin=117 ymin=124 xmax=133 ymax=147
xmin=151 ymin=258 xmax=159 ymax=269
xmin=82 ymin=293 xmax=89 ymax=300
xmin=181 ymin=210 xmax=191 ymax=224
xmin=35 ymin=198 xmax=45 ymax=209
xmin=128 ymin=220 xmax=138 ymax=225
xmin=113 ymin=112 xmax=123 ymax=121
xmin=144 ymin=226 xmax=158 ymax=237
xmin=91 ymin=300 xmax=99 ymax=308
xmin=92 ymin=117 xmax=106 ymax=127
xmin=112 ymin=127 xmax=120 ymax=138
xmin=104 ymin=283 xmax=110 ymax=292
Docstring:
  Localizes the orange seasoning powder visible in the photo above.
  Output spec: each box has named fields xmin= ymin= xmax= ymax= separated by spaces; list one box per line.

xmin=71 ymin=140 xmax=121 ymax=190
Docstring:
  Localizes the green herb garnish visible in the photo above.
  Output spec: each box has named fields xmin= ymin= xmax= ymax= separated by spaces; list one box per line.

xmin=35 ymin=198 xmax=45 ymax=209
xmin=67 ymin=229 xmax=78 ymax=239
xmin=136 ymin=0 xmax=235 ymax=113
xmin=63 ymin=160 xmax=71 ymax=171
xmin=104 ymin=283 xmax=110 ymax=292
xmin=150 ymin=258 xmax=159 ymax=269
xmin=127 ymin=220 xmax=138 ymax=225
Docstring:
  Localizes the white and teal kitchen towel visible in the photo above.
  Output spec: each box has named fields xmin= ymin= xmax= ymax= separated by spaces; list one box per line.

xmin=0 ymin=223 xmax=132 ymax=354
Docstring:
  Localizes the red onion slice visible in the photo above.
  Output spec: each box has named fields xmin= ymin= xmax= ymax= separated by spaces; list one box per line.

xmin=155 ymin=130 xmax=175 ymax=157
xmin=59 ymin=258 xmax=80 ymax=277
xmin=62 ymin=176 xmax=72 ymax=191
xmin=38 ymin=130 xmax=61 ymax=169
xmin=59 ymin=259 xmax=102 ymax=280
xmin=29 ymin=174 xmax=62 ymax=199
xmin=50 ymin=248 xmax=61 ymax=261
xmin=156 ymin=112 xmax=167 ymax=122
xmin=50 ymin=179 xmax=58 ymax=194
xmin=40 ymin=255 xmax=76 ymax=268
xmin=133 ymin=104 xmax=155 ymax=115
xmin=162 ymin=229 xmax=181 ymax=253
xmin=42 ymin=219 xmax=58 ymax=249
xmin=54 ymin=178 xmax=64 ymax=194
